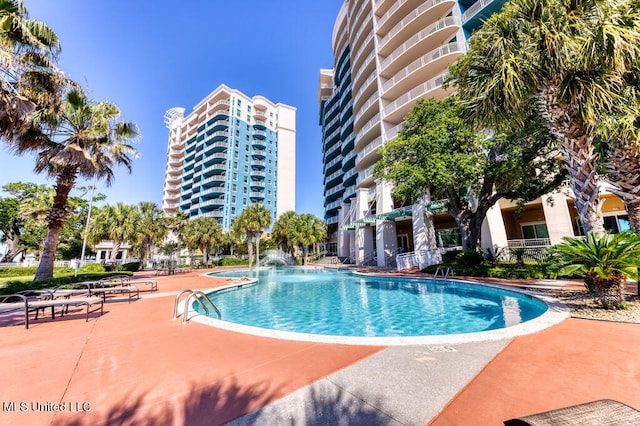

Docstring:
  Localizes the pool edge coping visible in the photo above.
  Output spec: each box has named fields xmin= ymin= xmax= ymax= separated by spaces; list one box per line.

xmin=184 ymin=268 xmax=570 ymax=346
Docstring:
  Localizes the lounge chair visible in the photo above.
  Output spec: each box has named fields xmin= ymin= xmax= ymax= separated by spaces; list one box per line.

xmin=0 ymin=293 xmax=104 ymax=329
xmin=504 ymin=399 xmax=640 ymax=425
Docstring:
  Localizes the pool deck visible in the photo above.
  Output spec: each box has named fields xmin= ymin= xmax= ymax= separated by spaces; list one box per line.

xmin=1 ymin=268 xmax=639 ymax=425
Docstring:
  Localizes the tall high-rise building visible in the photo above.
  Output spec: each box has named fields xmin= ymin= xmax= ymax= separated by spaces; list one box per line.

xmin=319 ymin=1 xmax=633 ymax=269
xmin=163 ymin=85 xmax=296 ymax=229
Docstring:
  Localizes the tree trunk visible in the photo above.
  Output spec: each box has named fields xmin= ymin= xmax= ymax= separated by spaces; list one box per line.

xmin=605 ymin=142 xmax=640 ymax=233
xmin=1 ymin=238 xmax=23 ymax=263
xmin=255 ymin=233 xmax=260 ymax=268
xmin=34 ymin=170 xmax=77 ymax=281
xmin=247 ymin=235 xmax=254 ymax=268
xmin=204 ymin=247 xmax=209 ymax=267
xmin=109 ymin=241 xmax=122 ymax=263
xmin=540 ymin=87 xmax=604 ymax=234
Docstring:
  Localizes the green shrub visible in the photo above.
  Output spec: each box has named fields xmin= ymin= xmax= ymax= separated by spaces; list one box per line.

xmin=217 ymin=257 xmax=249 ymax=266
xmin=115 ymin=262 xmax=140 ymax=272
xmin=0 ymin=271 xmax=132 ymax=296
xmin=79 ymin=263 xmax=105 ymax=273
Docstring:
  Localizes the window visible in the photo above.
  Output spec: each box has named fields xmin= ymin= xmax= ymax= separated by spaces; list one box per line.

xmin=243 ymin=176 xmax=248 ymax=183
xmin=243 ymin=198 xmax=247 ymax=206
xmin=235 ymin=129 xmax=240 ymax=137
xmin=233 ymin=161 xmax=238 ymax=169
xmin=232 ymin=184 xmax=236 ymax=191
xmin=247 ymin=105 xmax=251 ymax=112
xmin=243 ymin=187 xmax=248 ymax=194
xmin=234 ymin=141 xmax=239 ymax=147
xmin=231 ymin=207 xmax=235 ymax=215
xmin=233 ymin=172 xmax=238 ymax=180
xmin=267 ymin=190 xmax=272 ymax=195
xmin=237 ymin=99 xmax=241 ymax=106
xmin=244 ymin=154 xmax=249 ymax=161
xmin=231 ymin=195 xmax=236 ymax=203
xmin=234 ymin=151 xmax=239 ymax=158
xmin=436 ymin=228 xmax=461 ymax=248
xmin=236 ymin=109 xmax=240 ymax=117
xmin=244 ymin=165 xmax=248 ymax=172
xmin=604 ymin=214 xmax=630 ymax=234
xmin=521 ymin=223 xmax=549 ymax=240
xmin=267 ymin=200 xmax=271 ymax=205
xmin=245 ymin=135 xmax=250 ymax=141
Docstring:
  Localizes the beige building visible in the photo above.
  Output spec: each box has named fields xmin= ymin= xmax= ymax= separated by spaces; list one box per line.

xmin=163 ymin=84 xmax=296 ymax=229
xmin=319 ymin=0 xmax=629 ymax=267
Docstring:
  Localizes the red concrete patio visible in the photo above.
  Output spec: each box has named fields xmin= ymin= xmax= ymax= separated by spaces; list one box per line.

xmin=1 ymin=269 xmax=639 ymax=425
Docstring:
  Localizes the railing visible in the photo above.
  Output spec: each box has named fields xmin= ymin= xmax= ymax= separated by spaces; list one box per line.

xmin=173 ymin=289 xmax=221 ymax=324
xmin=258 ymin=250 xmax=297 ymax=266
xmin=507 ymin=238 xmax=551 ymax=248
xmin=433 ymin=266 xmax=454 ymax=279
xmin=396 ymin=249 xmax=443 ymax=271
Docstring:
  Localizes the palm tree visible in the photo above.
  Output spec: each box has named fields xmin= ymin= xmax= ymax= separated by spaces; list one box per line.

xmin=289 ymin=214 xmax=326 ymax=265
xmin=178 ymin=216 xmax=222 ymax=267
xmin=136 ymin=202 xmax=167 ymax=267
xmin=235 ymin=203 xmax=272 ymax=268
xmin=88 ymin=203 xmax=141 ymax=264
xmin=11 ymin=88 xmax=138 ymax=281
xmin=272 ymin=211 xmax=298 ymax=255
xmin=0 ymin=0 xmax=61 ymax=140
xmin=450 ymin=0 xmax=640 ymax=234
xmin=550 ymin=232 xmax=640 ymax=309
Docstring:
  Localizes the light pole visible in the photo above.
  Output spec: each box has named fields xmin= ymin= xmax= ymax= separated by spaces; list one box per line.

xmin=80 ymin=175 xmax=97 ymax=265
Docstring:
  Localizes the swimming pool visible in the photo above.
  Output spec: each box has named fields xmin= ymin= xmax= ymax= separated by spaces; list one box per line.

xmin=195 ymin=267 xmax=564 ymax=344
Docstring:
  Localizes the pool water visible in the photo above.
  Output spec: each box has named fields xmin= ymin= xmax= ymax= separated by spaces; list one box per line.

xmin=202 ymin=267 xmax=547 ymax=338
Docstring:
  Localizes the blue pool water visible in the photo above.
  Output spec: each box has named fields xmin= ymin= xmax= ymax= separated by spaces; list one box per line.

xmin=201 ymin=267 xmax=547 ymax=337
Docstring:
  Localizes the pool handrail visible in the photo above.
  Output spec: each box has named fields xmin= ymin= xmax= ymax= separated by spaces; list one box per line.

xmin=173 ymin=289 xmax=221 ymax=323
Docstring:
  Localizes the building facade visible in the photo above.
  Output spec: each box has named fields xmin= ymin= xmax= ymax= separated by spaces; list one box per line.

xmin=163 ymin=85 xmax=296 ymax=229
xmin=319 ymin=0 xmax=628 ymax=267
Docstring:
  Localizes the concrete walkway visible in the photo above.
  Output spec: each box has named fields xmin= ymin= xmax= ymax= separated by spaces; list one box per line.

xmin=1 ymin=269 xmax=639 ymax=425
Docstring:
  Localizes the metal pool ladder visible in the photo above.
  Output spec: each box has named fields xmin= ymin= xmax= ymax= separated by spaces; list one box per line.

xmin=173 ymin=289 xmax=221 ymax=324
xmin=433 ymin=266 xmax=454 ymax=280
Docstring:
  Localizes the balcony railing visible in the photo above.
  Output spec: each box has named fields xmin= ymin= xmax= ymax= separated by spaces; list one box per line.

xmin=506 ymin=238 xmax=551 ymax=248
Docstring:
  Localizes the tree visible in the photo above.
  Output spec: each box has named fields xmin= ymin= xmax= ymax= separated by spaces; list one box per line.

xmin=178 ymin=216 xmax=222 ymax=267
xmin=549 ymin=232 xmax=640 ymax=309
xmin=272 ymin=211 xmax=298 ymax=255
xmin=449 ymin=0 xmax=640 ymax=234
xmin=234 ymin=203 xmax=272 ymax=268
xmin=137 ymin=202 xmax=167 ymax=266
xmin=375 ymin=97 xmax=564 ymax=250
xmin=0 ymin=0 xmax=61 ymax=140
xmin=88 ymin=203 xmax=141 ymax=264
xmin=11 ymin=88 xmax=138 ymax=281
xmin=289 ymin=214 xmax=327 ymax=265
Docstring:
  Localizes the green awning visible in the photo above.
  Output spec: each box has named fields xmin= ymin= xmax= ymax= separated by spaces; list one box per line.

xmin=373 ymin=208 xmax=412 ymax=221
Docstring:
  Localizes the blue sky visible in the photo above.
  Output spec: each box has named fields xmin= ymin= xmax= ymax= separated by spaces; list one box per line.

xmin=1 ymin=0 xmax=344 ymax=218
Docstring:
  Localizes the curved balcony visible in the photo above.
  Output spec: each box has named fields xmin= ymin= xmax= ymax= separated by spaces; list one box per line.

xmin=252 ymin=139 xmax=267 ymax=150
xmin=356 ymin=136 xmax=383 ymax=171
xmin=379 ymin=16 xmax=460 ymax=79
xmin=342 ymin=185 xmax=357 ymax=203
xmin=341 ymin=134 xmax=355 ymax=155
xmin=168 ymin=156 xmax=183 ymax=167
xmin=250 ymin=180 xmax=265 ymax=190
xmin=350 ymin=30 xmax=374 ymax=75
xmin=325 ymin=199 xmax=342 ymax=214
xmin=354 ymin=91 xmax=380 ymax=133
xmin=201 ymin=210 xmax=224 ymax=219
xmin=377 ymin=0 xmax=423 ymax=34
xmin=351 ymin=45 xmax=377 ymax=96
xmin=325 ymin=168 xmax=344 ymax=187
xmin=374 ymin=0 xmax=395 ymax=16
xmin=355 ymin=113 xmax=381 ymax=152
xmin=356 ymin=165 xmax=376 ymax=188
xmin=381 ymin=41 xmax=465 ymax=100
xmin=352 ymin=70 xmax=378 ymax=112
xmin=378 ymin=0 xmax=456 ymax=56
xmin=166 ymin=173 xmax=181 ymax=184
xmin=253 ymin=129 xmax=267 ymax=140
xmin=251 ymin=149 xmax=266 ymax=159
xmin=383 ymin=73 xmax=450 ymax=122
xmin=204 ymin=141 xmax=228 ymax=155
xmin=170 ymin=138 xmax=185 ymax=150
xmin=208 ymin=130 xmax=229 ymax=142
xmin=325 ymin=184 xmax=346 ymax=202
xmin=203 ymin=153 xmax=227 ymax=166
xmin=342 ymin=150 xmax=357 ymax=171
xmin=250 ymin=192 xmax=265 ymax=200
xmin=253 ymin=108 xmax=268 ymax=120
xmin=251 ymin=169 xmax=266 ymax=179
xmin=324 ymin=154 xmax=343 ymax=175
xmin=324 ymin=140 xmax=342 ymax=163
xmin=253 ymin=119 xmax=267 ymax=130
xmin=207 ymin=118 xmax=230 ymax=132
xmin=333 ymin=21 xmax=349 ymax=60
xmin=349 ymin=12 xmax=373 ymax=59
xmin=200 ymin=198 xmax=225 ymax=208
xmin=251 ymin=159 xmax=266 ymax=169
xmin=200 ymin=185 xmax=225 ymax=197
xmin=341 ymin=115 xmax=354 ymax=140
xmin=210 ymin=105 xmax=231 ymax=119
xmin=343 ymin=168 xmax=358 ymax=186
xmin=202 ymin=164 xmax=227 ymax=176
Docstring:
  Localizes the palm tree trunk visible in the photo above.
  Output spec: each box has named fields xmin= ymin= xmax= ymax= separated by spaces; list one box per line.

xmin=540 ymin=87 xmax=604 ymax=234
xmin=255 ymin=234 xmax=260 ymax=268
xmin=606 ymin=142 xmax=640 ymax=233
xmin=34 ymin=171 xmax=76 ymax=281
xmin=1 ymin=239 xmax=23 ymax=263
xmin=110 ymin=241 xmax=122 ymax=263
xmin=247 ymin=235 xmax=254 ymax=268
